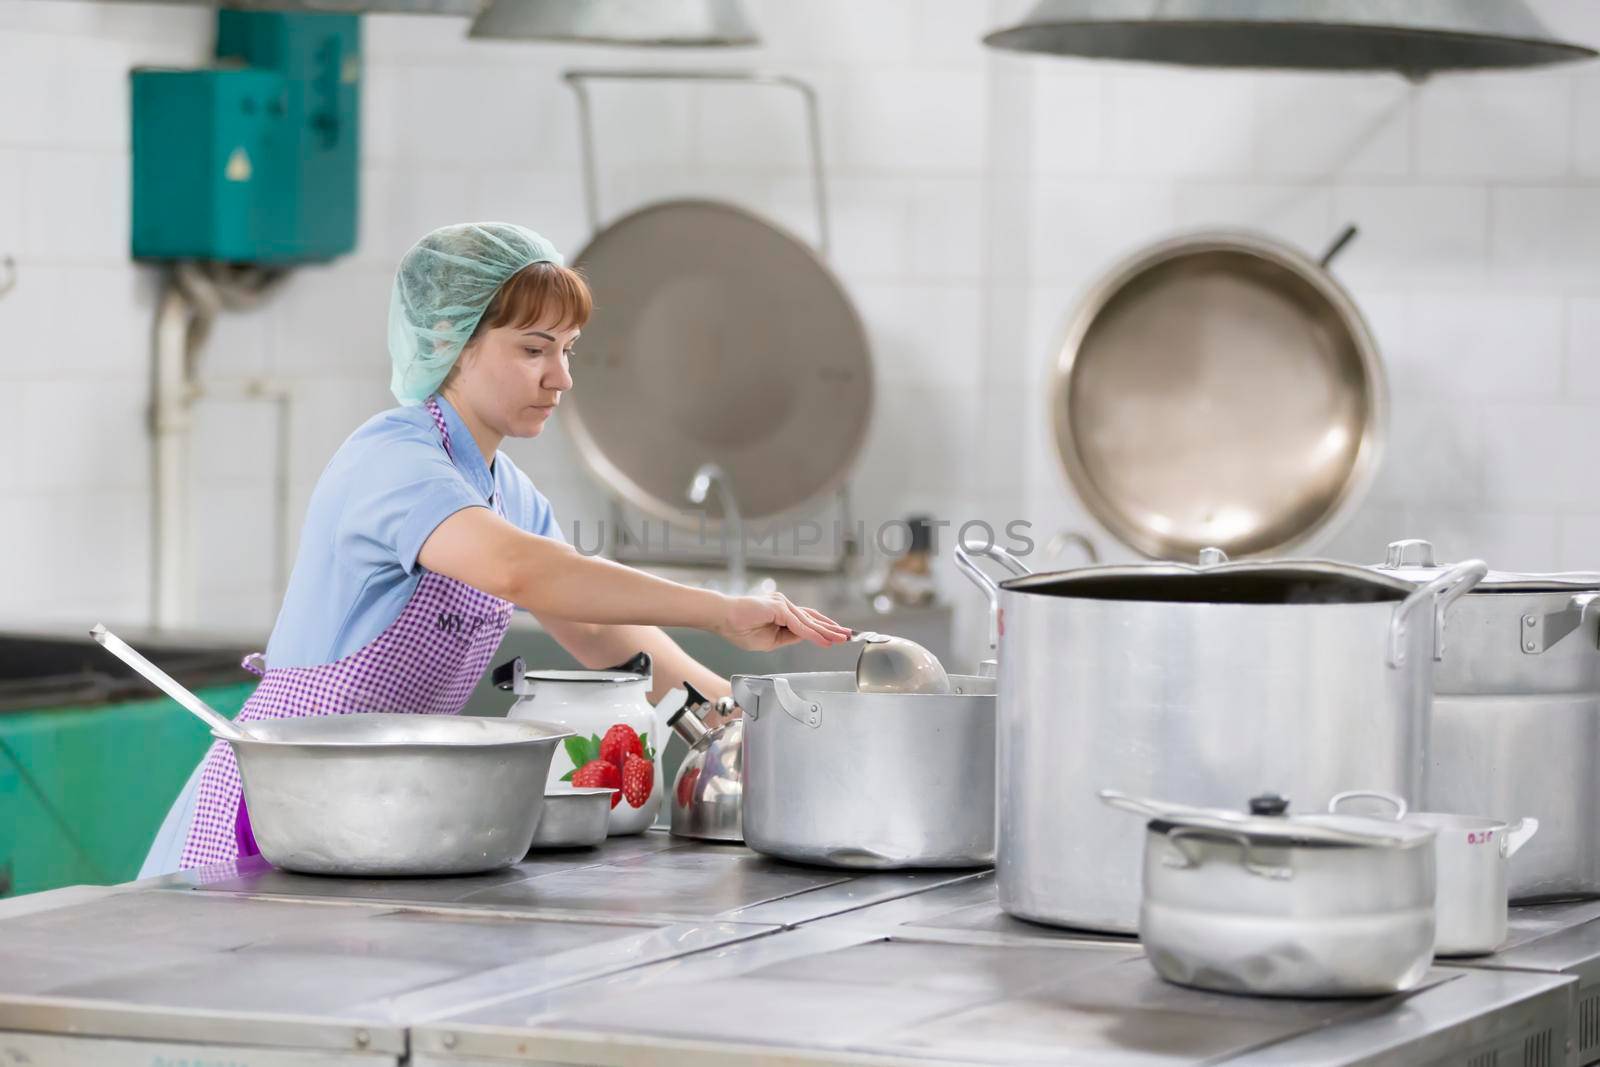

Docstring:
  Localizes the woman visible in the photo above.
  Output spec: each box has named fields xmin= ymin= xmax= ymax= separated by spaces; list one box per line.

xmin=141 ymin=222 xmax=849 ymax=876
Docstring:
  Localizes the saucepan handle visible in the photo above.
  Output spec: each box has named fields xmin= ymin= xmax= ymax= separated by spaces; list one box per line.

xmin=1502 ymin=817 xmax=1540 ymax=859
xmin=955 ymin=541 xmax=1032 ymax=653
xmin=1388 ymin=560 xmax=1488 ymax=668
xmin=1162 ymin=828 xmax=1293 ymax=881
xmin=1327 ymin=790 xmax=1408 ymax=821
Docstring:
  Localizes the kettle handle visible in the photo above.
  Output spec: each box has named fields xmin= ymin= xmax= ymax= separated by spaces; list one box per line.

xmin=603 ymin=651 xmax=652 ymax=679
xmin=1388 ymin=560 xmax=1488 ymax=668
xmin=491 ymin=656 xmax=527 ymax=692
xmin=1502 ymin=817 xmax=1540 ymax=859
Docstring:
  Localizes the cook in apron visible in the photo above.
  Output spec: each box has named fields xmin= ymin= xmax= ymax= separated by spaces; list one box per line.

xmin=175 ymin=397 xmax=514 ymax=870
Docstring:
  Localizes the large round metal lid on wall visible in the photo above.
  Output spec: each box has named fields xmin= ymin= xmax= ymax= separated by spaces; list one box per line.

xmin=1051 ymin=231 xmax=1386 ymax=561
xmin=564 ymin=200 xmax=873 ymax=525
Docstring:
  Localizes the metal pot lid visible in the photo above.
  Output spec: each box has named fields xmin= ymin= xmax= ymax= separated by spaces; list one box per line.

xmin=1050 ymin=231 xmax=1386 ymax=561
xmin=1375 ymin=539 xmax=1600 ymax=593
xmin=1001 ymin=554 xmax=1417 ymax=604
xmin=1101 ymin=790 xmax=1432 ymax=849
xmin=563 ymin=199 xmax=873 ymax=525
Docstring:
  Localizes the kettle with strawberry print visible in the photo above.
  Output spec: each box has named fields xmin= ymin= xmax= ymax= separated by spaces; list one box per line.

xmin=494 ymin=652 xmax=663 ymax=835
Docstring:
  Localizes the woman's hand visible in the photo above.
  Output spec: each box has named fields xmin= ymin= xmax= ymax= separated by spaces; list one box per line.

xmin=716 ymin=592 xmax=850 ymax=651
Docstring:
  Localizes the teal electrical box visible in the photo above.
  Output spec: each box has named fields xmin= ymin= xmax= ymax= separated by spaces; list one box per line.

xmin=131 ymin=12 xmax=360 ymax=264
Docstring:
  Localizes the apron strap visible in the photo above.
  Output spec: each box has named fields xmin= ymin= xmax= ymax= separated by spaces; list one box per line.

xmin=425 ymin=394 xmax=501 ymax=515
xmin=241 ymin=653 xmax=267 ymax=677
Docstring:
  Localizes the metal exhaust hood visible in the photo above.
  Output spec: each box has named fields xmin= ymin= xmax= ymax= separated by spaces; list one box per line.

xmin=983 ymin=0 xmax=1597 ymax=78
xmin=468 ymin=0 xmax=760 ymax=46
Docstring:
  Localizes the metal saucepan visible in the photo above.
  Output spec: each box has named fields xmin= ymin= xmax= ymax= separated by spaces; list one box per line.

xmin=531 ymin=787 xmax=617 ymax=850
xmin=1328 ymin=790 xmax=1539 ymax=958
xmin=1104 ymin=790 xmax=1437 ymax=998
xmin=1051 ymin=227 xmax=1385 ymax=560
xmin=733 ymin=672 xmax=996 ymax=869
xmin=93 ymin=625 xmax=570 ymax=876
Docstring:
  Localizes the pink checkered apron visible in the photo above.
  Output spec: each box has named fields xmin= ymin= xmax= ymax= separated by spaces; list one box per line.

xmin=179 ymin=397 xmax=515 ymax=869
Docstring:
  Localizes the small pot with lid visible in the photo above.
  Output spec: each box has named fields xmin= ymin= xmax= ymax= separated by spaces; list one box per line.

xmin=1374 ymin=539 xmax=1600 ymax=901
xmin=1103 ymin=789 xmax=1438 ymax=998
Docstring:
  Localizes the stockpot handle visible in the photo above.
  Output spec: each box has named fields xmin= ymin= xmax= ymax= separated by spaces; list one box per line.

xmin=1162 ymin=828 xmax=1293 ymax=881
xmin=955 ymin=541 xmax=1031 ymax=653
xmin=1502 ymin=817 xmax=1540 ymax=859
xmin=1388 ymin=559 xmax=1488 ymax=668
xmin=771 ymin=676 xmax=822 ymax=729
xmin=1327 ymin=790 xmax=1408 ymax=821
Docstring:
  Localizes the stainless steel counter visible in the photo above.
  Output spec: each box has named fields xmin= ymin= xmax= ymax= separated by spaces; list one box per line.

xmin=0 ymin=837 xmax=1585 ymax=1066
xmin=1444 ymin=897 xmax=1600 ymax=1065
xmin=412 ymin=879 xmax=1573 ymax=1067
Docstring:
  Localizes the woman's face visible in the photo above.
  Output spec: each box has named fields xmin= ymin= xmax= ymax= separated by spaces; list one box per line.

xmin=451 ymin=320 xmax=578 ymax=438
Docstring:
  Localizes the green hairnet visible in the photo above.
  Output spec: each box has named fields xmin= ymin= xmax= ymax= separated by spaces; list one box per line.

xmin=387 ymin=222 xmax=565 ymax=406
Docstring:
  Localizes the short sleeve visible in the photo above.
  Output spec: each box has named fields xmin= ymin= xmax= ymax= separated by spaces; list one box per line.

xmin=511 ymin=467 xmax=565 ymax=543
xmin=334 ymin=431 xmax=486 ymax=575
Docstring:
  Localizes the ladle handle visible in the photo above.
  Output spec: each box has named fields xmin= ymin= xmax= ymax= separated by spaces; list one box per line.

xmin=90 ymin=624 xmax=250 ymax=741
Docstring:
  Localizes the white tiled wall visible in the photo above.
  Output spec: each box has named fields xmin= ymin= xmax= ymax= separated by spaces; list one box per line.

xmin=0 ymin=0 xmax=1598 ymax=665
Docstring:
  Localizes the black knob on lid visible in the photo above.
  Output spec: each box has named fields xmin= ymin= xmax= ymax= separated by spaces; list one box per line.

xmin=1249 ymin=794 xmax=1290 ymax=817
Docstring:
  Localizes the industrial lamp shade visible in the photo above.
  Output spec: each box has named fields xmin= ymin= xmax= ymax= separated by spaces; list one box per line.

xmin=469 ymin=0 xmax=761 ymax=46
xmin=983 ymin=0 xmax=1597 ymax=77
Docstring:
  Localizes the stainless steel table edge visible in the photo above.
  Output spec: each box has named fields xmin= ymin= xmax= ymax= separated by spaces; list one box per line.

xmin=0 ymin=883 xmax=135 ymax=920
xmin=1224 ymin=967 xmax=1576 ymax=1066
xmin=0 ymin=992 xmax=406 ymax=1056
xmin=380 ymin=920 xmax=784 ymax=1025
xmin=725 ymin=870 xmax=991 ymax=929
xmin=0 ymin=1028 xmax=398 ymax=1067
xmin=412 ymin=1024 xmax=986 ymax=1067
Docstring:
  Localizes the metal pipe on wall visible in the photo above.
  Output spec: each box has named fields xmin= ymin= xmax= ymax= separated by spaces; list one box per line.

xmin=149 ymin=264 xmax=294 ymax=630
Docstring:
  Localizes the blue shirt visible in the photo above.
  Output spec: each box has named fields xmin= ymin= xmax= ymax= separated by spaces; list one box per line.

xmin=263 ymin=395 xmax=564 ymax=669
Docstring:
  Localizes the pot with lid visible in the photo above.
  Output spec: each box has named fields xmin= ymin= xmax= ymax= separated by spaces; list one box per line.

xmin=1103 ymin=790 xmax=1438 ymax=998
xmin=958 ymin=541 xmax=1485 ymax=933
xmin=496 ymin=652 xmax=663 ymax=835
xmin=1374 ymin=539 xmax=1600 ymax=900
xmin=731 ymin=671 xmax=996 ymax=869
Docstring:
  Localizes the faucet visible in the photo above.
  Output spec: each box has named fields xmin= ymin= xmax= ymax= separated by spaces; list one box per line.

xmin=687 ymin=462 xmax=747 ymax=595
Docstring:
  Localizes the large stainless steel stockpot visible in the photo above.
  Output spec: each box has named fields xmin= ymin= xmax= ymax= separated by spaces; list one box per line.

xmin=228 ymin=713 xmax=569 ymax=877
xmin=1374 ymin=539 xmax=1600 ymax=900
xmin=731 ymin=672 xmax=996 ymax=869
xmin=1104 ymin=790 xmax=1437 ymax=998
xmin=957 ymin=543 xmax=1485 ymax=933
